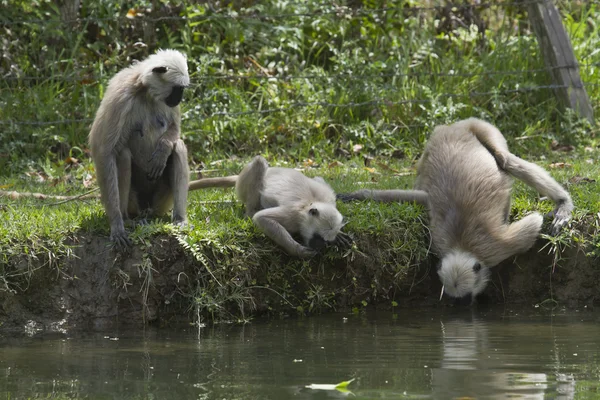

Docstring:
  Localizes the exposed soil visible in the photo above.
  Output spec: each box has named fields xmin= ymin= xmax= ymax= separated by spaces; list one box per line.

xmin=0 ymin=232 xmax=597 ymax=336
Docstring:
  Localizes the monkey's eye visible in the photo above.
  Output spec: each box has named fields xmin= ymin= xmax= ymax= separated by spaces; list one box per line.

xmin=152 ymin=66 xmax=168 ymax=74
xmin=473 ymin=263 xmax=482 ymax=273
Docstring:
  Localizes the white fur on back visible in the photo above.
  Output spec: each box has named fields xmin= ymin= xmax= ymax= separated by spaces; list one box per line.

xmin=260 ymin=168 xmax=342 ymax=243
xmin=438 ymin=251 xmax=491 ymax=298
xmin=262 ymin=168 xmax=336 ymax=207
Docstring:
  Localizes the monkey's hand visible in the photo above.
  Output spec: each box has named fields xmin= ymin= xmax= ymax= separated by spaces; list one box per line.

xmin=147 ymin=140 xmax=173 ymax=181
xmin=548 ymin=202 xmax=573 ymax=236
xmin=294 ymin=245 xmax=318 ymax=259
xmin=110 ymin=225 xmax=132 ymax=250
xmin=334 ymin=231 xmax=354 ymax=249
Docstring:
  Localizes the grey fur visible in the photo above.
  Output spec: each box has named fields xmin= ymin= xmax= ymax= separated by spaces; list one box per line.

xmin=89 ymin=49 xmax=191 ymax=249
xmin=339 ymin=118 xmax=573 ymax=299
xmin=188 ymin=156 xmax=350 ymax=258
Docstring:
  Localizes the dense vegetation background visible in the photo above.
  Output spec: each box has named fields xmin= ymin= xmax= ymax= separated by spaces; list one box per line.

xmin=1 ymin=0 xmax=598 ymax=177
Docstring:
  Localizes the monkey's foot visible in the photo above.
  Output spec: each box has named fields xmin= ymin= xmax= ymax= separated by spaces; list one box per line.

xmin=172 ymin=219 xmax=193 ymax=230
xmin=125 ymin=218 xmax=149 ymax=228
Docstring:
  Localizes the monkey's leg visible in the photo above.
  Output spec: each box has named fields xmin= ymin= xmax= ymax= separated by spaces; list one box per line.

xmin=96 ymin=152 xmax=132 ymax=248
xmin=253 ymin=207 xmax=317 ymax=258
xmin=463 ymin=118 xmax=510 ymax=167
xmin=169 ymin=139 xmax=189 ymax=224
xmin=236 ymin=156 xmax=268 ymax=217
xmin=503 ymin=154 xmax=574 ymax=235
xmin=337 ymin=189 xmax=429 ymax=205
xmin=489 ymin=212 xmax=544 ymax=266
xmin=116 ymin=148 xmax=132 ymax=219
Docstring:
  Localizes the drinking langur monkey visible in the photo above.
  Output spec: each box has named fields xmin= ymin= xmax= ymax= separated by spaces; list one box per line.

xmin=188 ymin=156 xmax=351 ymax=258
xmin=338 ymin=118 xmax=573 ymax=303
xmin=89 ymin=49 xmax=190 ymax=249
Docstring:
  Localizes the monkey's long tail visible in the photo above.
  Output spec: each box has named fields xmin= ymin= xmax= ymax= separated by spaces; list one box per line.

xmin=188 ymin=176 xmax=238 ymax=190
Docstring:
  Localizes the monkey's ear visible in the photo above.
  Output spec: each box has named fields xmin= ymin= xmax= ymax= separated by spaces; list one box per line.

xmin=152 ymin=66 xmax=168 ymax=74
xmin=309 ymin=208 xmax=319 ymax=217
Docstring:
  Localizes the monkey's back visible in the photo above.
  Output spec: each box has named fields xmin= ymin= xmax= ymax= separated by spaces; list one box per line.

xmin=261 ymin=168 xmax=336 ymax=209
xmin=417 ymin=123 xmax=513 ymax=256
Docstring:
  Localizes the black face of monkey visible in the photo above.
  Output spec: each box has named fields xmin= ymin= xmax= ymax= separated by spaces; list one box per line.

xmin=308 ymin=233 xmax=327 ymax=250
xmin=454 ymin=293 xmax=473 ymax=306
xmin=165 ymin=85 xmax=185 ymax=107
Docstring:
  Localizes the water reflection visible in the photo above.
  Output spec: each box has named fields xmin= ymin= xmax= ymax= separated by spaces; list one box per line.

xmin=0 ymin=308 xmax=599 ymax=399
xmin=432 ymin=316 xmax=576 ymax=399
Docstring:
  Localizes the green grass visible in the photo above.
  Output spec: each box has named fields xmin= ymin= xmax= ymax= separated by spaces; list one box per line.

xmin=1 ymin=149 xmax=599 ymax=320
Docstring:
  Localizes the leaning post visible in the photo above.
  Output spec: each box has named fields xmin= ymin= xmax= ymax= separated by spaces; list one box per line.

xmin=527 ymin=0 xmax=594 ymax=123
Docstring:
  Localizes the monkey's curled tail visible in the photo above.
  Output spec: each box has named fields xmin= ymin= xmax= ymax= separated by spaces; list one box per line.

xmin=188 ymin=175 xmax=238 ymax=190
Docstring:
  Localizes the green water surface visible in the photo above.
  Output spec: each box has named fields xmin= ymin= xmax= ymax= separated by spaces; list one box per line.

xmin=2 ymin=307 xmax=600 ymax=399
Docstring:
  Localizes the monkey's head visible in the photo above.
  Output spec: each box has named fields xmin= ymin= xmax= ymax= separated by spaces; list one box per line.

xmin=301 ymin=202 xmax=344 ymax=250
xmin=140 ymin=49 xmax=190 ymax=107
xmin=437 ymin=250 xmax=491 ymax=304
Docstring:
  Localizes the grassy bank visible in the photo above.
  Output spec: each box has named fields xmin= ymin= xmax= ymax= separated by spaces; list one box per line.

xmin=1 ymin=148 xmax=599 ymax=329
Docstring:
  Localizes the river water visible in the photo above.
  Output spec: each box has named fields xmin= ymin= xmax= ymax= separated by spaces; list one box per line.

xmin=1 ymin=306 xmax=600 ymax=399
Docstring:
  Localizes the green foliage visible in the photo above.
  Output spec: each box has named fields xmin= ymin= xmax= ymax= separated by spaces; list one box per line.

xmin=1 ymin=1 xmax=599 ymax=174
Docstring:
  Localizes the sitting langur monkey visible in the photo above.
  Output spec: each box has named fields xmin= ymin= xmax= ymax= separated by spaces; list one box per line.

xmin=188 ymin=156 xmax=351 ymax=258
xmin=89 ymin=49 xmax=190 ymax=248
xmin=338 ymin=118 xmax=573 ymax=303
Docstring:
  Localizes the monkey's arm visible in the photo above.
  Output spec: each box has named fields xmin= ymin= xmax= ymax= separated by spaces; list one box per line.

xmin=188 ymin=176 xmax=238 ymax=190
xmin=252 ymin=207 xmax=317 ymax=258
xmin=337 ymin=189 xmax=429 ymax=205
xmin=486 ymin=213 xmax=544 ymax=267
xmin=96 ymin=150 xmax=132 ymax=248
xmin=503 ymin=154 xmax=574 ymax=235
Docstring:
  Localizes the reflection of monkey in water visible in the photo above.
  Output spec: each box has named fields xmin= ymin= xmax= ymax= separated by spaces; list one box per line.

xmin=88 ymin=49 xmax=190 ymax=249
xmin=189 ymin=156 xmax=351 ymax=258
xmin=338 ymin=118 xmax=573 ymax=302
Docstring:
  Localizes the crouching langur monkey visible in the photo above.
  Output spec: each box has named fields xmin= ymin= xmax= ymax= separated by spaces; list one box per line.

xmin=89 ymin=49 xmax=191 ymax=249
xmin=188 ymin=156 xmax=352 ymax=258
xmin=338 ymin=118 xmax=573 ymax=303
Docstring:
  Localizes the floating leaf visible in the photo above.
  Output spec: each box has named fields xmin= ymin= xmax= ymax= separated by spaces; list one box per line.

xmin=305 ymin=378 xmax=356 ymax=392
xmin=126 ymin=8 xmax=137 ymax=19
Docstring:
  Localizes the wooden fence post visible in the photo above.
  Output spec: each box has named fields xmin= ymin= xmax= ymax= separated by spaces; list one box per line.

xmin=528 ymin=0 xmax=594 ymax=123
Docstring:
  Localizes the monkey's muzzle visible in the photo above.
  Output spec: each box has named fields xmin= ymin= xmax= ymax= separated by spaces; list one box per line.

xmin=308 ymin=234 xmax=328 ymax=251
xmin=165 ymin=85 xmax=185 ymax=107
